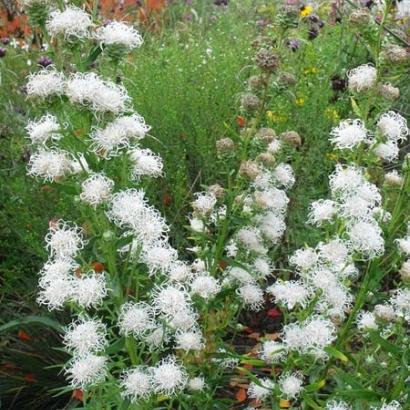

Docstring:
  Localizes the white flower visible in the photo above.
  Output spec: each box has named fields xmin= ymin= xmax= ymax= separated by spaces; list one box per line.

xmin=80 ymin=173 xmax=114 ymax=207
xmin=357 ymin=311 xmax=378 ymax=331
xmin=168 ymin=261 xmax=191 ymax=282
xmin=66 ymin=354 xmax=107 ymax=389
xmin=279 ymin=372 xmax=304 ymax=398
xmin=254 ymin=187 xmax=289 ymax=213
xmin=329 ymin=164 xmax=364 ymax=197
xmin=272 ymin=163 xmax=295 ymax=189
xmin=28 ymin=149 xmax=73 ymax=182
xmin=188 ymin=376 xmax=206 ymax=391
xmin=253 ymin=257 xmax=272 ymax=279
xmin=71 ymin=153 xmax=90 ymax=174
xmin=37 ymin=275 xmax=73 ymax=310
xmin=192 ymin=192 xmax=217 ymax=216
xmin=95 ymin=21 xmax=143 ymax=49
xmin=384 ymin=170 xmax=404 ymax=186
xmin=66 ymin=72 xmax=130 ymax=114
xmin=45 ymin=220 xmax=84 ymax=260
xmin=120 ymin=367 xmax=153 ymax=401
xmin=63 ymin=317 xmax=106 ymax=355
xmin=256 ymin=212 xmax=286 ymax=243
xmin=46 ymin=6 xmax=92 ymax=39
xmin=189 ymin=217 xmax=206 ymax=232
xmin=330 ymin=119 xmax=370 ymax=149
xmin=175 ymin=328 xmax=204 ymax=351
xmin=118 ymin=302 xmax=156 ymax=337
xmin=308 ymin=199 xmax=338 ymax=225
xmin=90 ymin=114 xmax=150 ymax=156
xmin=26 ymin=69 xmax=65 ymax=99
xmin=237 ymin=283 xmax=264 ymax=310
xmin=38 ymin=259 xmax=77 ymax=285
xmin=260 ymin=340 xmax=287 ymax=363
xmin=144 ymin=327 xmax=167 ymax=349
xmin=72 ymin=272 xmax=108 ymax=308
xmin=267 ymin=139 xmax=282 ymax=153
xmin=225 ymin=240 xmax=238 ymax=257
xmin=141 ymin=242 xmax=178 ymax=274
xmin=153 ymin=285 xmax=190 ymax=316
xmin=373 ymin=304 xmax=396 ymax=322
xmin=190 ymin=275 xmax=221 ymax=299
xmin=168 ymin=308 xmax=198 ymax=331
xmin=26 ymin=114 xmax=61 ymax=145
xmin=290 ymin=247 xmax=318 ymax=272
xmin=375 ymin=401 xmax=402 ymax=410
xmin=390 ymin=289 xmax=410 ymax=322
xmin=268 ymin=280 xmax=311 ymax=309
xmin=236 ymin=227 xmax=267 ymax=255
xmin=373 ymin=141 xmax=399 ymax=162
xmin=377 ymin=111 xmax=408 ymax=142
xmin=318 ymin=239 xmax=350 ymax=265
xmin=226 ymin=266 xmax=255 ymax=284
xmin=129 ymin=148 xmax=163 ymax=178
xmin=248 ymin=378 xmax=274 ymax=400
xmin=347 ymin=220 xmax=385 ymax=258
xmin=326 ymin=400 xmax=352 ymax=410
xmin=347 ymin=64 xmax=377 ymax=92
xmin=396 ymin=236 xmax=410 ymax=255
xmin=151 ymin=356 xmax=187 ymax=395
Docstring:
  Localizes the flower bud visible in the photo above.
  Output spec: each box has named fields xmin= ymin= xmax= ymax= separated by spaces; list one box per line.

xmin=279 ymin=72 xmax=296 ymax=85
xmin=384 ymin=44 xmax=409 ymax=64
xmin=348 ymin=8 xmax=370 ymax=26
xmin=377 ymin=83 xmax=400 ymax=101
xmin=400 ymin=260 xmax=410 ymax=281
xmin=280 ymin=131 xmax=302 ymax=147
xmin=374 ymin=304 xmax=396 ymax=322
xmin=384 ymin=170 xmax=403 ymax=186
xmin=208 ymin=183 xmax=225 ymax=199
xmin=239 ymin=160 xmax=261 ymax=180
xmin=255 ymin=127 xmax=276 ymax=143
xmin=216 ymin=137 xmax=235 ymax=154
xmin=255 ymin=48 xmax=280 ymax=72
xmin=256 ymin=152 xmax=276 ymax=166
xmin=241 ymin=93 xmax=260 ymax=112
xmin=248 ymin=75 xmax=265 ymax=89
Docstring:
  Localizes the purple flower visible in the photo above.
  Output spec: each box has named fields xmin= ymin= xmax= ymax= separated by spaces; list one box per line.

xmin=287 ymin=39 xmax=300 ymax=52
xmin=1 ymin=37 xmax=9 ymax=45
xmin=38 ymin=56 xmax=53 ymax=68
xmin=0 ymin=48 xmax=6 ymax=58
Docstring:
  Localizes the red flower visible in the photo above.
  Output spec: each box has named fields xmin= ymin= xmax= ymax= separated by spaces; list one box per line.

xmin=267 ymin=308 xmax=282 ymax=318
xmin=72 ymin=389 xmax=84 ymax=401
xmin=162 ymin=193 xmax=172 ymax=206
xmin=236 ymin=115 xmax=246 ymax=128
xmin=18 ymin=330 xmax=31 ymax=342
xmin=24 ymin=373 xmax=36 ymax=383
xmin=92 ymin=262 xmax=105 ymax=273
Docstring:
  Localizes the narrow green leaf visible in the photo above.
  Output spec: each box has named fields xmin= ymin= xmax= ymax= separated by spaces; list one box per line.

xmin=0 ymin=315 xmax=63 ymax=333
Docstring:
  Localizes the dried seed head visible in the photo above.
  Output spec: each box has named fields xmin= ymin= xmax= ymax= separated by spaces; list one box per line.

xmin=384 ymin=170 xmax=403 ymax=186
xmin=251 ymin=35 xmax=272 ymax=49
xmin=256 ymin=152 xmax=276 ymax=166
xmin=208 ymin=183 xmax=225 ymax=198
xmin=279 ymin=72 xmax=297 ymax=85
xmin=400 ymin=260 xmax=410 ymax=281
xmin=255 ymin=48 xmax=280 ymax=72
xmin=241 ymin=93 xmax=260 ymax=112
xmin=377 ymin=83 xmax=400 ymax=101
xmin=280 ymin=131 xmax=302 ymax=147
xmin=384 ymin=44 xmax=409 ymax=64
xmin=248 ymin=74 xmax=265 ymax=89
xmin=216 ymin=137 xmax=235 ymax=154
xmin=348 ymin=8 xmax=370 ymax=25
xmin=239 ymin=160 xmax=261 ymax=180
xmin=255 ymin=127 xmax=276 ymax=143
xmin=374 ymin=304 xmax=396 ymax=322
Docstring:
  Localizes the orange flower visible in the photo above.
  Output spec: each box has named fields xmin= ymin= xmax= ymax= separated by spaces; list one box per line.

xmin=236 ymin=115 xmax=246 ymax=128
xmin=92 ymin=262 xmax=105 ymax=273
xmin=72 ymin=389 xmax=84 ymax=401
xmin=235 ymin=388 xmax=247 ymax=402
xmin=162 ymin=193 xmax=172 ymax=206
xmin=18 ymin=330 xmax=31 ymax=342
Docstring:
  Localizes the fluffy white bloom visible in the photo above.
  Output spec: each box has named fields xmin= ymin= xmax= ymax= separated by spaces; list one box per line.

xmin=357 ymin=311 xmax=378 ymax=331
xmin=377 ymin=111 xmax=408 ymax=142
xmin=373 ymin=304 xmax=396 ymax=322
xmin=237 ymin=283 xmax=264 ymax=310
xmin=191 ymin=258 xmax=206 ymax=273
xmin=267 ymin=139 xmax=282 ymax=153
xmin=347 ymin=220 xmax=385 ymax=258
xmin=26 ymin=69 xmax=65 ymax=99
xmin=141 ymin=243 xmax=178 ymax=274
xmin=63 ymin=317 xmax=106 ymax=355
xmin=326 ymin=400 xmax=352 ymax=410
xmin=317 ymin=284 xmax=353 ymax=318
xmin=26 ymin=114 xmax=61 ymax=145
xmin=80 ymin=173 xmax=114 ymax=207
xmin=347 ymin=64 xmax=377 ymax=92
xmin=396 ymin=236 xmax=410 ymax=255
xmin=90 ymin=114 xmax=150 ymax=155
xmin=340 ymin=195 xmax=374 ymax=220
xmin=236 ymin=227 xmax=267 ymax=255
xmin=226 ymin=266 xmax=255 ymax=284
xmin=37 ymin=275 xmax=73 ymax=310
xmin=72 ymin=272 xmax=108 ymax=308
xmin=95 ymin=21 xmax=143 ymax=49
xmin=253 ymin=257 xmax=272 ymax=279
xmin=374 ymin=401 xmax=402 ymax=410
xmin=144 ymin=326 xmax=167 ymax=349
xmin=192 ymin=192 xmax=217 ymax=216
xmin=28 ymin=149 xmax=73 ymax=182
xmin=168 ymin=261 xmax=191 ymax=282
xmin=260 ymin=340 xmax=287 ymax=363
xmin=45 ymin=220 xmax=84 ymax=260
xmin=355 ymin=182 xmax=381 ymax=206
xmin=121 ymin=367 xmax=153 ymax=401
xmin=189 ymin=217 xmax=205 ymax=233
xmin=330 ymin=119 xmax=370 ymax=149
xmin=38 ymin=259 xmax=77 ymax=285
xmin=153 ymin=285 xmax=190 ymax=316
xmin=318 ymin=239 xmax=350 ymax=265
xmin=175 ymin=328 xmax=204 ymax=351
xmin=290 ymin=247 xmax=318 ymax=272
xmin=309 ymin=268 xmax=339 ymax=291
xmin=118 ymin=302 xmax=155 ymax=337
xmin=66 ymin=354 xmax=107 ymax=388
xmin=188 ymin=376 xmax=206 ymax=391
xmin=46 ymin=6 xmax=92 ymax=38
xmin=373 ymin=141 xmax=399 ymax=162
xmin=66 ymin=72 xmax=130 ymax=114
xmin=71 ymin=153 xmax=90 ymax=174
xmin=254 ymin=187 xmax=289 ymax=213
xmin=390 ymin=289 xmax=410 ymax=322
xmin=190 ymin=275 xmax=221 ymax=299
xmin=384 ymin=170 xmax=404 ymax=186
xmin=329 ymin=164 xmax=364 ymax=197
xmin=168 ymin=308 xmax=198 ymax=331
xmin=130 ymin=148 xmax=163 ymax=178
xmin=272 ymin=163 xmax=295 ymax=189
xmin=225 ymin=240 xmax=238 ymax=257
xmin=248 ymin=378 xmax=274 ymax=400
xmin=279 ymin=372 xmax=304 ymax=398
xmin=400 ymin=259 xmax=410 ymax=280
xmin=256 ymin=212 xmax=286 ymax=243
xmin=268 ymin=280 xmax=311 ymax=309
xmin=308 ymin=199 xmax=338 ymax=225
xmin=151 ymin=356 xmax=187 ymax=395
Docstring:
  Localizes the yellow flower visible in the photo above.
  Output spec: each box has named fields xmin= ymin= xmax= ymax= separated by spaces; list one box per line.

xmin=325 ymin=108 xmax=340 ymax=123
xmin=303 ymin=66 xmax=319 ymax=75
xmin=295 ymin=97 xmax=305 ymax=106
xmin=326 ymin=152 xmax=338 ymax=161
xmin=266 ymin=111 xmax=287 ymax=123
xmin=300 ymin=5 xmax=313 ymax=18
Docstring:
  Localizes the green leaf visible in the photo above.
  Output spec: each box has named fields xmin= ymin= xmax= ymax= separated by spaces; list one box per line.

xmin=105 ymin=337 xmax=125 ymax=355
xmin=303 ymin=397 xmax=322 ymax=409
xmin=338 ymin=388 xmax=380 ymax=400
xmin=325 ymin=346 xmax=349 ymax=363
xmin=0 ymin=315 xmax=63 ymax=333
xmin=368 ymin=331 xmax=401 ymax=356
xmin=350 ymin=98 xmax=362 ymax=118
